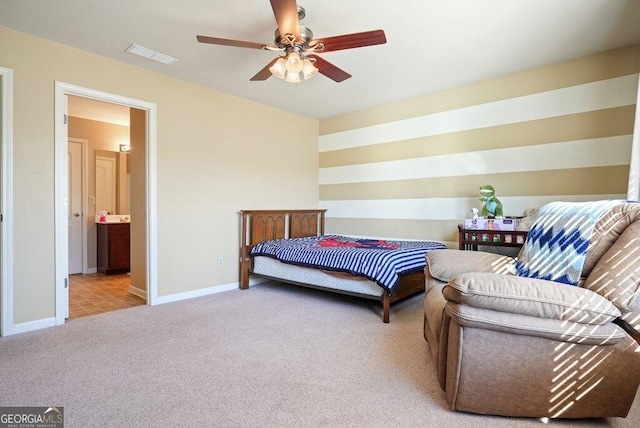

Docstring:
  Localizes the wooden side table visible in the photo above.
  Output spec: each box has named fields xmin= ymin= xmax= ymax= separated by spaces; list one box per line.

xmin=458 ymin=224 xmax=528 ymax=251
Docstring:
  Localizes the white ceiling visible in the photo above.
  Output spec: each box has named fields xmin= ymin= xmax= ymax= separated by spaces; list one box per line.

xmin=2 ymin=0 xmax=640 ymax=120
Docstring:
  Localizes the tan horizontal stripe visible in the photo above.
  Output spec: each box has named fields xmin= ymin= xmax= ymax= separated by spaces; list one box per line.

xmin=320 ymin=44 xmax=640 ymax=134
xmin=319 ymin=106 xmax=636 ymax=168
xmin=326 ymin=218 xmax=461 ymax=244
xmin=320 ymin=166 xmax=629 ymax=200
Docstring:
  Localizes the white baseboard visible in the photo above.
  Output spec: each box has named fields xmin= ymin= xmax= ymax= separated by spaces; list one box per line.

xmin=12 ymin=317 xmax=56 ymax=335
xmin=128 ymin=285 xmax=147 ymax=299
xmin=150 ymin=275 xmax=272 ymax=306
xmin=154 ymin=282 xmax=241 ymax=305
xmin=86 ymin=267 xmax=97 ymax=274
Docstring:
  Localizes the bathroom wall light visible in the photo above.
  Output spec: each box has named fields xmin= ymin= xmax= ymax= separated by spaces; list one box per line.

xmin=120 ymin=144 xmax=131 ymax=152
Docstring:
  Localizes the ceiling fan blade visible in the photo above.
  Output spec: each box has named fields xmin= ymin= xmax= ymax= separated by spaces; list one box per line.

xmin=250 ymin=58 xmax=278 ymax=81
xmin=270 ymin=0 xmax=301 ymax=42
xmin=196 ymin=35 xmax=267 ymax=50
xmin=312 ymin=30 xmax=387 ymax=52
xmin=307 ymin=55 xmax=351 ymax=83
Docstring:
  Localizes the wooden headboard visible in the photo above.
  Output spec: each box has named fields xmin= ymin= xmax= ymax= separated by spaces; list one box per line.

xmin=239 ymin=209 xmax=326 ymax=289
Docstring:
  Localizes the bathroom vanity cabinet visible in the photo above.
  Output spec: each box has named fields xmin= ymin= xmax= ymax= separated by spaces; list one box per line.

xmin=97 ymin=223 xmax=130 ymax=274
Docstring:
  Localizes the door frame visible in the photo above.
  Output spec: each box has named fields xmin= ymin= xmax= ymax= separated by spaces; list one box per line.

xmin=54 ymin=82 xmax=158 ymax=326
xmin=68 ymin=137 xmax=89 ymax=274
xmin=1 ymin=66 xmax=14 ymax=336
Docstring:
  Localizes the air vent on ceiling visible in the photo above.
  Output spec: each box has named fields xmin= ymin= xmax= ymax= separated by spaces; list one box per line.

xmin=125 ymin=43 xmax=178 ymax=65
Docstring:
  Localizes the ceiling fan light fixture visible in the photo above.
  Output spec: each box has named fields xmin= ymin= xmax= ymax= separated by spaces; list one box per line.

xmin=302 ymin=58 xmax=318 ymax=80
xmin=285 ymin=51 xmax=303 ymax=74
xmin=269 ymin=57 xmax=287 ymax=79
xmin=284 ymin=71 xmax=301 ymax=83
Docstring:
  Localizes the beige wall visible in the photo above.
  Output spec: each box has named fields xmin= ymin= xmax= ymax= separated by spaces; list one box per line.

xmin=69 ymin=115 xmax=128 ymax=151
xmin=320 ymin=44 xmax=640 ymax=247
xmin=0 ymin=25 xmax=319 ymax=325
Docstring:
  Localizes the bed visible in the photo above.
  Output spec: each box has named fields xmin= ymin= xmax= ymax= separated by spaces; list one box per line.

xmin=239 ymin=209 xmax=446 ymax=322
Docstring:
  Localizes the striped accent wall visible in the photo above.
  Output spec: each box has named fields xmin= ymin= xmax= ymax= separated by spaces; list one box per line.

xmin=319 ymin=45 xmax=640 ymax=247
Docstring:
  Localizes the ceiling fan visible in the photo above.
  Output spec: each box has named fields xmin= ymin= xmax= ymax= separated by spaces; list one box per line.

xmin=196 ymin=0 xmax=387 ymax=83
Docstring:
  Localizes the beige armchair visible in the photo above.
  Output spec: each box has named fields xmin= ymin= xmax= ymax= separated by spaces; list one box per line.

xmin=423 ymin=201 xmax=640 ymax=419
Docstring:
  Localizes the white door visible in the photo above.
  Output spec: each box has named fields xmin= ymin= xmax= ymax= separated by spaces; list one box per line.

xmin=68 ymin=141 xmax=83 ymax=274
xmin=95 ymin=156 xmax=116 ymax=215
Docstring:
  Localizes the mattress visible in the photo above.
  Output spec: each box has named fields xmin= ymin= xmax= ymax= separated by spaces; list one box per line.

xmin=252 ymin=255 xmax=384 ymax=298
xmin=250 ymin=234 xmax=446 ymax=292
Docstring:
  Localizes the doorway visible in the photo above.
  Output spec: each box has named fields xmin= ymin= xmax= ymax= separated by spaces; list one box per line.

xmin=54 ymin=82 xmax=158 ymax=326
xmin=66 ymin=97 xmax=143 ymax=319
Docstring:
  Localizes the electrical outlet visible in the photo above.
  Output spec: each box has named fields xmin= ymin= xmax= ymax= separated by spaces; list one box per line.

xmin=217 ymin=256 xmax=224 ymax=267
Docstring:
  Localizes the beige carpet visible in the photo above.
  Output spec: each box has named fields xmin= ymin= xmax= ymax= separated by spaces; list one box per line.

xmin=1 ymin=281 xmax=638 ymax=427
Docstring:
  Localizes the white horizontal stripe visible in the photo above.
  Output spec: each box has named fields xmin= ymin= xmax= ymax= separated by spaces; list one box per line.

xmin=320 ymin=195 xmax=626 ymax=221
xmin=319 ymin=136 xmax=631 ymax=185
xmin=319 ymin=74 xmax=639 ymax=153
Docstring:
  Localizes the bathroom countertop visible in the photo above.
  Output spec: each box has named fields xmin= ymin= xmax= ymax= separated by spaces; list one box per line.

xmin=95 ymin=214 xmax=131 ymax=224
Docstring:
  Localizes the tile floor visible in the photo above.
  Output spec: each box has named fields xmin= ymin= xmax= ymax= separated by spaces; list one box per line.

xmin=68 ymin=273 xmax=145 ymax=319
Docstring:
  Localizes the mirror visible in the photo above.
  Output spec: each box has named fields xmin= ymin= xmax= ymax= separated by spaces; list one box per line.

xmin=95 ymin=149 xmax=130 ymax=215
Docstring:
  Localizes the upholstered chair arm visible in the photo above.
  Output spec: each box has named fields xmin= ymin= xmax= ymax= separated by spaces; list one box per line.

xmin=443 ymin=303 xmax=626 ymax=345
xmin=441 ymin=272 xmax=629 ymax=344
xmin=426 ymin=249 xmax=515 ymax=283
xmin=444 ymin=272 xmax=621 ymax=324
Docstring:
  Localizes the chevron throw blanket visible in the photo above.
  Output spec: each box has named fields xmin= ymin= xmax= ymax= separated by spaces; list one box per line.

xmin=515 ymin=200 xmax=624 ymax=285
